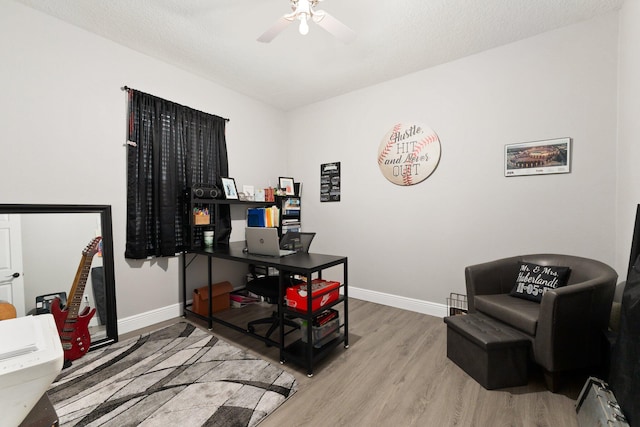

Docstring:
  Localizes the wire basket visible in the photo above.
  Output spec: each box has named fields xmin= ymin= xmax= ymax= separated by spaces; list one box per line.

xmin=446 ymin=293 xmax=468 ymax=316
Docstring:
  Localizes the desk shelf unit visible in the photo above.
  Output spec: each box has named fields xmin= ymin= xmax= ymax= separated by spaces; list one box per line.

xmin=275 ymin=255 xmax=349 ymax=377
xmin=187 ymin=193 xmax=300 ymax=249
xmin=180 ymin=242 xmax=348 ymax=377
xmin=186 ymin=191 xmax=272 ymax=249
xmin=281 ymin=282 xmax=348 ymax=377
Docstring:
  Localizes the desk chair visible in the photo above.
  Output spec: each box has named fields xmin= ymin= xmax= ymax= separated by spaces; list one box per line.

xmin=246 ymin=232 xmax=316 ymax=340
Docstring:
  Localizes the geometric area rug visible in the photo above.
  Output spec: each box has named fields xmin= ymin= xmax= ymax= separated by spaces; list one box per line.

xmin=48 ymin=322 xmax=298 ymax=427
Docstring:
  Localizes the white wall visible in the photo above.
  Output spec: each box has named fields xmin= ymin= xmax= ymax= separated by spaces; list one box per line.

xmin=615 ymin=0 xmax=640 ymax=278
xmin=0 ymin=1 xmax=287 ymax=330
xmin=0 ymin=1 xmax=632 ymax=332
xmin=287 ymin=13 xmax=620 ymax=311
xmin=21 ymin=213 xmax=102 ymax=315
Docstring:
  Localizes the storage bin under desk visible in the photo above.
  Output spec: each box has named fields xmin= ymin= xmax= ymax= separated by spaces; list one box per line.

xmin=192 ymin=281 xmax=233 ymax=316
xmin=298 ymin=317 xmax=340 ymax=348
xmin=285 ymin=279 xmax=340 ymax=312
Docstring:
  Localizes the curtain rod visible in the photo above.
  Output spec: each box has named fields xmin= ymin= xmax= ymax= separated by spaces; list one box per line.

xmin=121 ymin=85 xmax=230 ymax=122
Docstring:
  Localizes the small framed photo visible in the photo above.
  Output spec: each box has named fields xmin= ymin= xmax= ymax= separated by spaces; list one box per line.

xmin=221 ymin=177 xmax=238 ymax=199
xmin=279 ymin=177 xmax=295 ymax=196
xmin=505 ymin=137 xmax=571 ymax=177
xmin=242 ymin=185 xmax=255 ymax=201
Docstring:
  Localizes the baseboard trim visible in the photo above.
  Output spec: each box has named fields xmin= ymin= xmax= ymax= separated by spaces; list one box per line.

xmin=348 ymin=286 xmax=448 ymax=318
xmin=117 ymin=289 xmax=448 ymax=336
xmin=118 ymin=302 xmax=183 ymax=335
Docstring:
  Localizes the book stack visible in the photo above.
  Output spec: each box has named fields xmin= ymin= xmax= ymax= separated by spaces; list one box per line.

xmin=230 ymin=289 xmax=260 ymax=308
xmin=282 ymin=198 xmax=300 ymax=215
xmin=282 ymin=220 xmax=300 ymax=234
xmin=281 ymin=197 xmax=300 ymax=233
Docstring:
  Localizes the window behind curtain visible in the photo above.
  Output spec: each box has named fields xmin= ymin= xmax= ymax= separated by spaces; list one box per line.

xmin=125 ymin=89 xmax=230 ymax=259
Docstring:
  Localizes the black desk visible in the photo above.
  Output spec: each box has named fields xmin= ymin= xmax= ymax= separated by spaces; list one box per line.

xmin=181 ymin=241 xmax=349 ymax=376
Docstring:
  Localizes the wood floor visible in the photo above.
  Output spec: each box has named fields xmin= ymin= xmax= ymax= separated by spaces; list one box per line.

xmin=122 ymin=298 xmax=586 ymax=427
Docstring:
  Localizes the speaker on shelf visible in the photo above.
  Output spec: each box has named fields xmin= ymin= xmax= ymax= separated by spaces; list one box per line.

xmin=192 ymin=185 xmax=221 ymax=199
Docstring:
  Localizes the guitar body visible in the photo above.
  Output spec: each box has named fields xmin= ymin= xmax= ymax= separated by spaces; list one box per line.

xmin=51 ymin=297 xmax=96 ymax=361
xmin=0 ymin=301 xmax=17 ymax=320
xmin=50 ymin=236 xmax=102 ymax=363
xmin=50 ymin=297 xmax=66 ymax=333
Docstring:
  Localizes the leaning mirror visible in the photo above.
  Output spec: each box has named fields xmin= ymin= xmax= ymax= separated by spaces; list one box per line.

xmin=0 ymin=204 xmax=117 ymax=351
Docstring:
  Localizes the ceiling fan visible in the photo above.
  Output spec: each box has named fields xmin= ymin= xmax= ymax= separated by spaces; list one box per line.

xmin=258 ymin=0 xmax=356 ymax=43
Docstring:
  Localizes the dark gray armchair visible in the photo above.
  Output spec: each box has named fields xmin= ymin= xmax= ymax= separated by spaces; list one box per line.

xmin=465 ymin=254 xmax=617 ymax=391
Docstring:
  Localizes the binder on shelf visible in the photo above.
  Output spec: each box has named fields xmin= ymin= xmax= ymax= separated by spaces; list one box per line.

xmin=267 ymin=206 xmax=280 ymax=227
xmin=247 ymin=206 xmax=280 ymax=228
xmin=247 ymin=208 xmax=266 ymax=227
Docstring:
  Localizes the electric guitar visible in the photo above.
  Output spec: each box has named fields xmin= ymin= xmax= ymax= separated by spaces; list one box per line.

xmin=0 ymin=301 xmax=16 ymax=320
xmin=51 ymin=236 xmax=101 ymax=362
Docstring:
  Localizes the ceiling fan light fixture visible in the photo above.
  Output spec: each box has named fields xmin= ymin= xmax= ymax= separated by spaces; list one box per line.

xmin=298 ymin=13 xmax=310 ymax=35
xmin=258 ymin=0 xmax=355 ymax=43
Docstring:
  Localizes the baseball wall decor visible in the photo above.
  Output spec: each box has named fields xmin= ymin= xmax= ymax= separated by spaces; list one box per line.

xmin=377 ymin=122 xmax=441 ymax=186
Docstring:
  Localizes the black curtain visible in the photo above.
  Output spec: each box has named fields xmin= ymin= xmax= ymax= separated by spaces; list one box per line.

xmin=125 ymin=89 xmax=230 ymax=259
xmin=608 ymin=256 xmax=640 ymax=425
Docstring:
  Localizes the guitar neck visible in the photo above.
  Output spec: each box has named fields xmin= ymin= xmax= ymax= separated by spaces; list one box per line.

xmin=66 ymin=254 xmax=94 ymax=320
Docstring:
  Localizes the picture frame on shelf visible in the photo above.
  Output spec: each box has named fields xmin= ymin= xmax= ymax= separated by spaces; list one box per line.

xmin=221 ymin=177 xmax=239 ymax=200
xmin=279 ymin=177 xmax=295 ymax=196
xmin=242 ymin=185 xmax=255 ymax=201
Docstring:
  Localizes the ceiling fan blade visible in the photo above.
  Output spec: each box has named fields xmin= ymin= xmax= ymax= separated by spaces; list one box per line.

xmin=257 ymin=16 xmax=294 ymax=43
xmin=313 ymin=10 xmax=356 ymax=44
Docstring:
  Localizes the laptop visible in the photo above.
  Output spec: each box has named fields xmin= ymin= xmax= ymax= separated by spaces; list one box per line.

xmin=245 ymin=227 xmax=296 ymax=257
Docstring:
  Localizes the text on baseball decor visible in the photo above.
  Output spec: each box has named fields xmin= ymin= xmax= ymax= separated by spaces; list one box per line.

xmin=389 ymin=124 xmax=422 ymax=143
xmin=377 ymin=122 xmax=441 ymax=186
xmin=382 ymin=126 xmax=429 ymax=178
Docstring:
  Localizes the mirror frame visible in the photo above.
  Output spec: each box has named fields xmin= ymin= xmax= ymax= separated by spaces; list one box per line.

xmin=0 ymin=204 xmax=118 ymax=349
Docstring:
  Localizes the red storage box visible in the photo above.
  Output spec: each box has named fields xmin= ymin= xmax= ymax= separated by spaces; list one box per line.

xmin=285 ymin=279 xmax=340 ymax=312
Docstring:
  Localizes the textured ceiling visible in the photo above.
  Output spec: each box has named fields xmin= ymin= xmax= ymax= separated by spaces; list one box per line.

xmin=14 ymin=0 xmax=624 ymax=111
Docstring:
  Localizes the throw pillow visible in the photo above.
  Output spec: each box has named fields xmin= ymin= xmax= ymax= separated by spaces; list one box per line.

xmin=509 ymin=261 xmax=571 ymax=303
